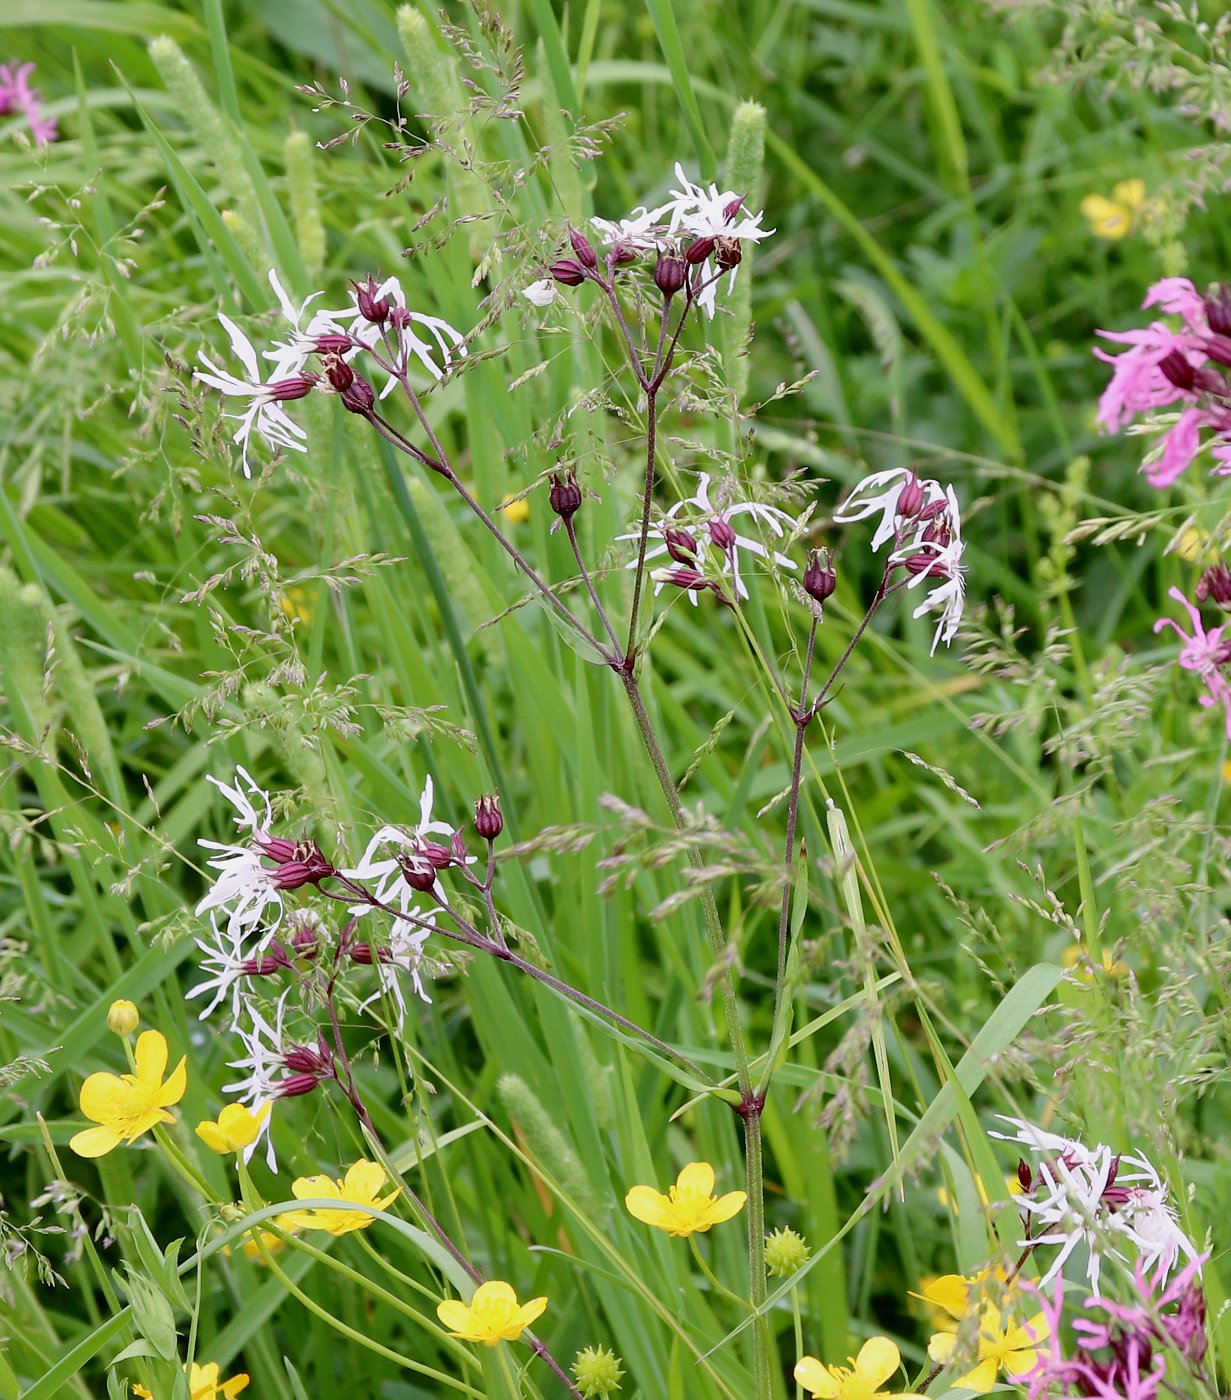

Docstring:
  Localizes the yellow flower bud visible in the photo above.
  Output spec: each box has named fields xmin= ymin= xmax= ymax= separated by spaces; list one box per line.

xmin=106 ymin=1000 xmax=139 ymax=1037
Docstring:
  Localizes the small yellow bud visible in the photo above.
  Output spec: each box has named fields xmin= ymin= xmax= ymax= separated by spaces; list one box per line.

xmin=765 ymin=1225 xmax=810 ymax=1277
xmin=106 ymin=1000 xmax=139 ymax=1036
xmin=572 ymin=1345 xmax=624 ymax=1397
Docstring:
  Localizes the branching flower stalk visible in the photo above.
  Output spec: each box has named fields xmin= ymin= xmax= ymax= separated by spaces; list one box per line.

xmin=307 ymin=917 xmax=586 ymax=1400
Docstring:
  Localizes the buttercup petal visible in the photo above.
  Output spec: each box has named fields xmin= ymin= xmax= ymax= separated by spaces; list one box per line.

xmin=196 ymin=1120 xmax=229 ymax=1153
xmin=472 ymin=1280 xmax=517 ymax=1309
xmin=927 ymin=1332 xmax=957 ymax=1364
xmin=436 ymin=1299 xmax=474 ymax=1333
xmin=856 ymin=1336 xmax=902 ymax=1389
xmin=918 ymin=1274 xmax=970 ymax=1320
xmin=703 ymin=1190 xmax=747 ymax=1226
xmin=159 ymin=1054 xmax=188 ymax=1108
xmin=133 ymin=1030 xmax=169 ymax=1085
xmin=793 ymin=1357 xmax=838 ymax=1398
xmin=625 ymin=1186 xmax=672 ymax=1229
xmin=513 ymin=1295 xmax=548 ymax=1330
xmin=953 ymin=1358 xmax=999 ymax=1394
xmin=1004 ymin=1349 xmax=1040 ymax=1379
xmin=70 ymin=1124 xmax=122 ymax=1158
xmin=677 ymin=1161 xmax=715 ymax=1196
xmin=343 ymin=1159 xmax=387 ymax=1201
xmin=78 ymin=1072 xmax=129 ymax=1123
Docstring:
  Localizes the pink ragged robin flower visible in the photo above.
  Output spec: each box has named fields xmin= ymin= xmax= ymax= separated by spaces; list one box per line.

xmin=1154 ymin=586 xmax=1231 ymax=740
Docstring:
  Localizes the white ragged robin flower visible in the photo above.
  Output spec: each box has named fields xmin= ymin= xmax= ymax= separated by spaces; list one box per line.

xmin=194 ymin=312 xmax=316 ymax=477
xmin=356 ymin=915 xmax=437 ymax=1029
xmin=196 ymin=767 xmax=334 ymax=952
xmin=342 ymin=775 xmax=458 ymax=907
xmin=619 ymin=471 xmax=798 ymax=605
xmin=891 ymin=484 xmax=967 ymax=655
xmin=835 ymin=468 xmax=967 ymax=653
xmin=590 ymin=162 xmax=773 ymax=319
xmin=305 ymin=273 xmax=467 ymax=400
xmin=832 ymin=468 xmax=948 ymax=551
xmin=994 ymin=1117 xmax=1200 ymax=1291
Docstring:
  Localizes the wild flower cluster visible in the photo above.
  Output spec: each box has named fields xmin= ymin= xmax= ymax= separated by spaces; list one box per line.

xmin=32 ymin=44 xmax=1213 ymax=1398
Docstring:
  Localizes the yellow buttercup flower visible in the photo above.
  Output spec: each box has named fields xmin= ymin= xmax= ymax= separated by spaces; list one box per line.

xmin=278 ymin=585 xmax=313 ymax=624
xmin=70 ymin=1030 xmax=187 ymax=1159
xmin=625 ymin=1161 xmax=746 ymax=1237
xmin=279 ymin=1159 xmax=400 ymax=1235
xmin=196 ymin=1103 xmax=271 ymax=1155
xmin=1061 ymin=943 xmax=1128 ymax=980
xmin=1081 ymin=179 xmax=1148 ymax=240
xmin=437 ymin=1279 xmax=548 ymax=1347
xmin=924 ymin=1272 xmax=1049 ymax=1394
xmin=134 ymin=1361 xmax=249 ymax=1399
xmin=500 ymin=493 xmax=530 ymax=524
xmin=795 ymin=1336 xmax=925 ymax=1400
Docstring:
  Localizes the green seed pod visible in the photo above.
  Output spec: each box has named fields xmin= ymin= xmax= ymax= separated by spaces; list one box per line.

xmin=284 ymin=131 xmax=325 ymax=277
xmin=497 ymin=1073 xmax=604 ymax=1222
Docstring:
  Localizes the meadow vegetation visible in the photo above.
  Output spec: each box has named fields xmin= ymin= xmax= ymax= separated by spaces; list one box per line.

xmin=2 ymin=2 xmax=1231 ymax=1398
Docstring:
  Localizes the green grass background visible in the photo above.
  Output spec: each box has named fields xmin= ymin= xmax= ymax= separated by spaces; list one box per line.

xmin=2 ymin=1 xmax=1230 ymax=1397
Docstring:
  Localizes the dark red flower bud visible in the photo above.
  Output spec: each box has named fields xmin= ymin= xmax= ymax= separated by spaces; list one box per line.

xmin=664 ymin=527 xmax=699 ymax=564
xmin=714 ymin=237 xmax=743 ymax=272
xmin=283 ymin=1043 xmax=331 ymax=1075
xmin=474 ymin=794 xmax=504 ymax=840
xmin=569 ymin=227 xmax=598 ymax=269
xmin=354 ymin=275 xmax=391 ymax=325
xmin=1202 ymin=334 xmax=1231 ymax=370
xmin=896 ymin=474 xmax=925 ymax=519
xmin=348 ymin=941 xmax=375 ymax=965
xmin=322 ymin=354 xmax=353 ymax=390
xmin=450 ymin=829 xmax=468 ymax=865
xmin=654 ymin=256 xmax=687 ymax=298
xmin=421 ymin=840 xmax=454 ymax=871
xmin=722 ymin=195 xmax=746 ymax=222
xmin=902 ymin=547 xmax=947 ymax=578
xmin=314 ymin=332 xmax=353 ymax=355
xmin=257 ymin=838 xmax=334 ymax=889
xmin=609 ymin=243 xmax=639 ymax=267
xmin=549 ymin=470 xmax=582 ymax=520
xmin=290 ymin=926 xmax=319 ymax=958
xmin=803 ymin=550 xmax=836 ymax=604
xmin=276 ymin=1072 xmax=321 ymax=1099
xmin=549 ymin=258 xmax=587 ymax=286
xmin=685 ymin=235 xmax=716 ymax=266
xmin=1017 ymin=1159 xmax=1033 ymax=1194
xmin=401 ymin=860 xmax=436 ymax=892
xmin=663 ymin=567 xmax=711 ymax=592
xmin=268 ymin=376 xmax=317 ymax=402
xmin=1206 ymin=287 xmax=1231 ymax=336
xmin=708 ymin=516 xmax=737 ymax=550
xmin=1197 ymin=562 xmax=1231 ymax=607
xmin=340 ymin=375 xmax=376 ymax=415
xmin=1159 ymin=350 xmax=1197 ymax=390
xmin=241 ymin=955 xmax=284 ymax=977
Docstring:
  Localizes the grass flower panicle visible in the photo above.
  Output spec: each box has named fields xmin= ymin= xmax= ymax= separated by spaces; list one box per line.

xmin=625 ymin=1160 xmax=746 ymax=1237
xmin=70 ymin=1030 xmax=187 ymax=1158
xmin=794 ymin=1337 xmax=924 ymax=1400
xmin=436 ymin=1280 xmax=548 ymax=1347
